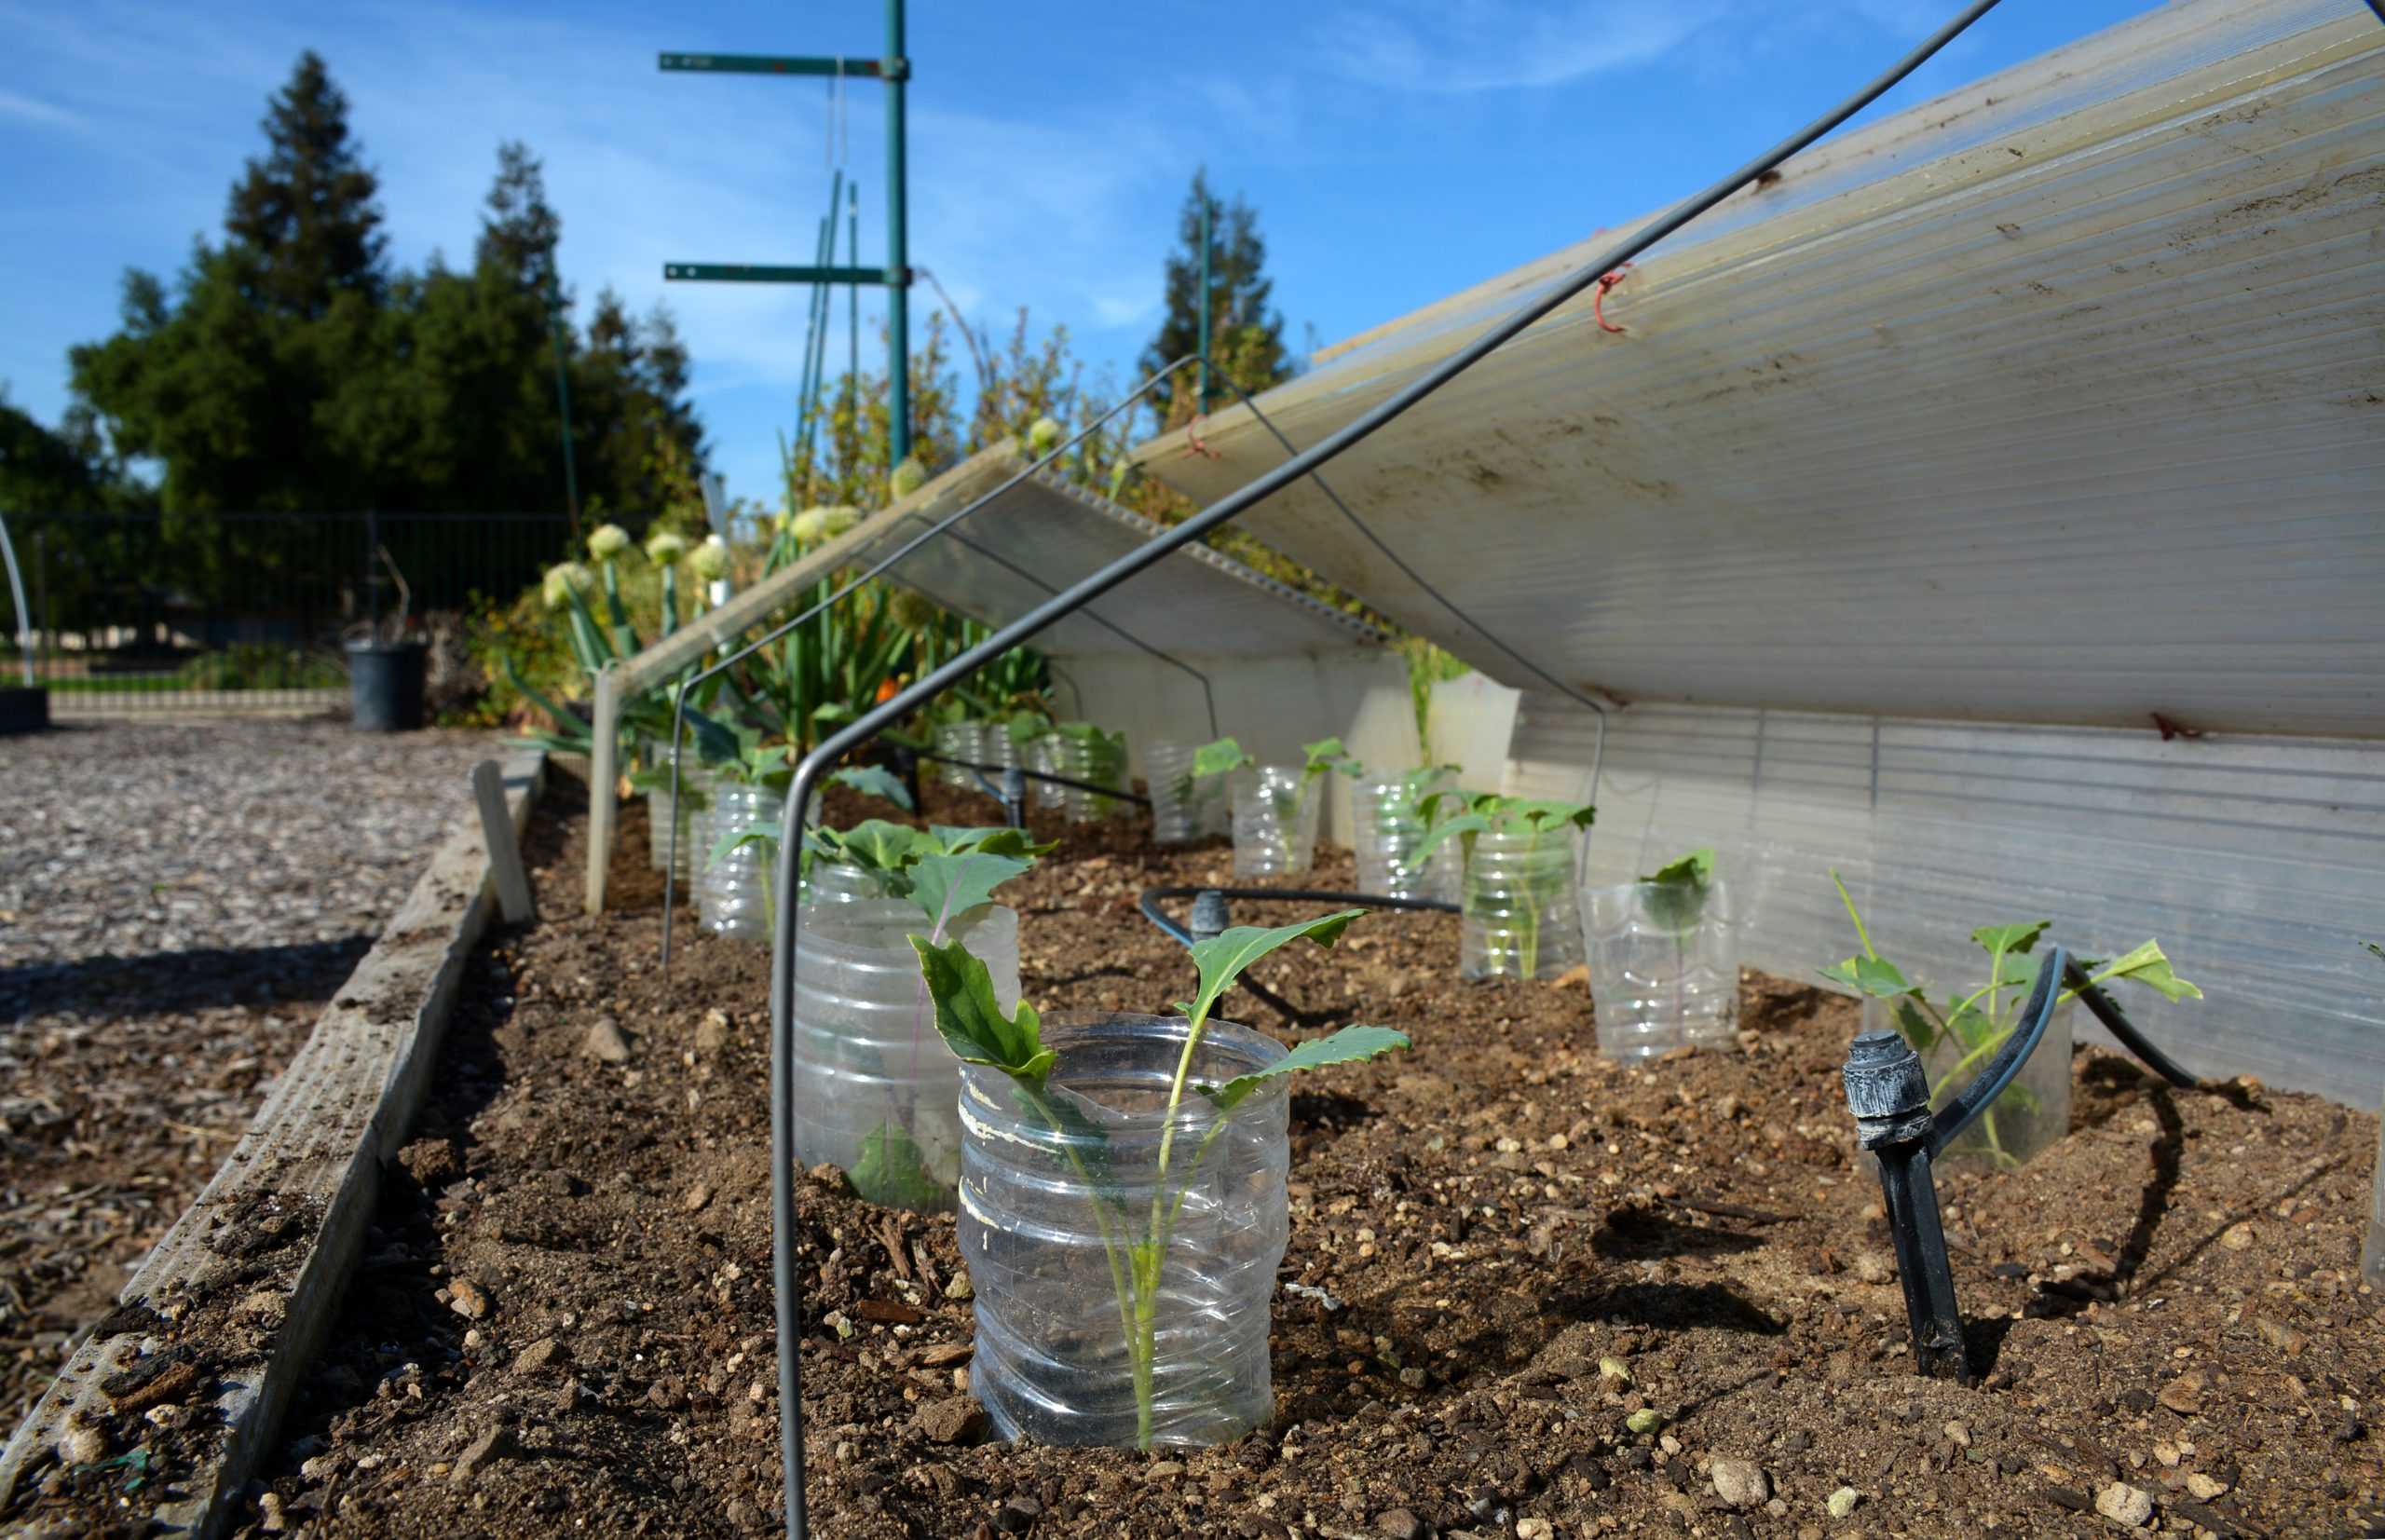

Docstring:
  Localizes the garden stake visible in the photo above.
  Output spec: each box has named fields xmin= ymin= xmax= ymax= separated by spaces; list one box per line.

xmin=1843 ymin=947 xmax=2065 ymax=1381
xmin=764 ymin=2 xmax=2012 ymax=1520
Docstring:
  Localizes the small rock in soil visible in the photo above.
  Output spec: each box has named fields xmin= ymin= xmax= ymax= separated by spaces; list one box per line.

xmin=919 ymin=1397 xmax=987 ymax=1445
xmin=446 ymin=1276 xmax=493 ymax=1319
xmin=995 ymin=1495 xmax=1043 ymax=1533
xmin=584 ymin=1016 xmax=632 ymax=1063
xmin=1515 ymin=1520 xmax=1554 ymax=1540
xmin=2158 ymin=1370 xmax=2204 ymax=1414
xmin=450 ymin=1425 xmax=514 ymax=1488
xmin=56 ymin=1421 xmax=106 ymax=1465
xmin=512 ymin=1336 xmax=566 ymax=1373
xmin=1376 ymin=1506 xmax=1426 ymax=1540
xmin=1827 ymin=1486 xmax=1861 ymax=1518
xmin=682 ymin=1182 xmax=713 ymax=1212
xmin=1854 ymin=1250 xmax=1895 ymax=1284
xmin=2186 ymin=1473 xmax=2229 ymax=1500
xmin=1710 ymin=1459 xmax=1768 ymax=1508
xmin=2095 ymin=1481 xmax=2155 ymax=1528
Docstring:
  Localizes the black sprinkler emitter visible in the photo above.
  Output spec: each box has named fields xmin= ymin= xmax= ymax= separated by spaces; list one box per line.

xmin=1842 ymin=947 xmax=2066 ymax=1382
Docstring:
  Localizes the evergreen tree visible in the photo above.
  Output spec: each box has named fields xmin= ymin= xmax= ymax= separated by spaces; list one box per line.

xmin=1138 ymin=169 xmax=1293 ymax=426
xmin=223 ymin=50 xmax=387 ymax=320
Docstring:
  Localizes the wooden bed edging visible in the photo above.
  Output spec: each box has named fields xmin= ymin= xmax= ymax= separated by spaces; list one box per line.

xmin=0 ymin=747 xmax=546 ymax=1537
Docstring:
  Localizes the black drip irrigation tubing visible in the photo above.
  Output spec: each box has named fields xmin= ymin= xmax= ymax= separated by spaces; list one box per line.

xmin=762 ymin=5 xmax=2015 ymax=1534
xmin=911 ymin=748 xmax=1152 ymax=808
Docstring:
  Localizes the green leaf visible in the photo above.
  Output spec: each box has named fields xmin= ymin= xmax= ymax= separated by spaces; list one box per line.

xmin=847 ymin=1122 xmax=950 ymax=1210
xmin=1302 ymin=737 xmax=1364 ymax=781
xmin=1415 ymin=811 xmax=1492 ymax=859
xmin=1192 ymin=736 xmax=1254 ymax=780
xmin=1892 ymin=997 xmax=1940 ymax=1053
xmin=1641 ymin=848 xmax=1715 ymax=890
xmin=1819 ymin=953 xmax=1920 ymax=1000
xmin=1638 ymin=848 xmax=1716 ymax=935
xmin=2087 ymin=940 xmax=2202 ymax=1002
xmin=933 ymin=825 xmax=1056 ymax=860
xmin=1187 ymin=910 xmax=1366 ymax=1027
xmin=1197 ymin=1025 xmax=1411 ymax=1111
xmin=830 ymin=765 xmax=914 ymax=810
xmin=1970 ymin=920 xmax=2050 ymax=956
xmin=1500 ymin=797 xmax=1596 ymax=833
xmin=912 ymin=935 xmax=1056 ymax=1084
xmin=2367 ymin=941 xmax=2385 ymax=963
xmin=908 ymin=852 xmax=1031 ymax=933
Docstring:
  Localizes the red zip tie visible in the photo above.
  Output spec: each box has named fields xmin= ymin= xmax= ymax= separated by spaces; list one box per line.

xmin=1594 ymin=264 xmax=1632 ymax=334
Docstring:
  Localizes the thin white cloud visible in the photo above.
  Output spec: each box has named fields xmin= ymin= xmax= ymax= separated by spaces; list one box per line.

xmin=0 ymin=88 xmax=87 ymax=130
xmin=1317 ymin=0 xmax=1724 ymax=92
xmin=1091 ymin=294 xmax=1153 ymax=327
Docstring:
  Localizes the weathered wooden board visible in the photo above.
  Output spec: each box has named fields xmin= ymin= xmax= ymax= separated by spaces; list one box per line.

xmin=0 ymin=748 xmax=544 ymax=1538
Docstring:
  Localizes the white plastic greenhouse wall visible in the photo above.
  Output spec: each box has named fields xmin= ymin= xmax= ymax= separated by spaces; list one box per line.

xmin=1105 ymin=0 xmax=2385 ymax=1101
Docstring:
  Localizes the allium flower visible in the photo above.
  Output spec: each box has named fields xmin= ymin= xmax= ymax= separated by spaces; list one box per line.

xmin=887 ymin=587 xmax=939 ymax=631
xmin=1027 ymin=416 xmax=1063 ymax=456
xmin=888 ymin=457 xmax=927 ymax=499
xmin=688 ymin=535 xmax=729 ymax=580
xmin=587 ymin=523 xmax=631 ymax=560
xmin=645 ymin=530 xmax=688 ymax=566
xmin=541 ymin=562 xmax=593 ymax=609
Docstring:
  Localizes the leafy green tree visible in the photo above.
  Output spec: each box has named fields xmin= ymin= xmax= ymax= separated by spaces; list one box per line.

xmin=65 ymin=56 xmax=704 ymax=610
xmin=1138 ymin=169 xmax=1293 ymax=428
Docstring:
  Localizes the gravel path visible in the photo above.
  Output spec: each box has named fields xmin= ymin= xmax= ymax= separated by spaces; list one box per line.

xmin=0 ymin=719 xmax=502 ymax=1427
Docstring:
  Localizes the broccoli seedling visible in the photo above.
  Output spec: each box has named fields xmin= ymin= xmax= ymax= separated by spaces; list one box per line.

xmin=914 ymin=911 xmax=1409 ymax=1448
xmin=1819 ymin=871 xmax=2201 ymax=1166
xmin=1196 ymin=735 xmax=1363 ymax=870
xmin=1418 ymin=794 xmax=1597 ymax=978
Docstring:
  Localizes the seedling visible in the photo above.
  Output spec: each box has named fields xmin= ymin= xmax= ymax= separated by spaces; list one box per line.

xmin=1419 ymin=794 xmax=1596 ymax=979
xmin=913 ymin=911 xmax=1409 ymax=1447
xmin=1050 ymin=720 xmax=1131 ymax=815
xmin=1641 ymin=848 xmax=1718 ymax=1028
xmin=1197 ymin=736 xmax=1362 ymax=868
xmin=1820 ymin=871 xmax=2201 ymax=1166
xmin=797 ymin=824 xmax=1053 ymax=1206
xmin=1372 ymin=763 xmax=1464 ymax=891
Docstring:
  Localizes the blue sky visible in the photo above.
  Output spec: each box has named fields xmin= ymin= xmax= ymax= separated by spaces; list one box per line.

xmin=2 ymin=0 xmax=2162 ymax=511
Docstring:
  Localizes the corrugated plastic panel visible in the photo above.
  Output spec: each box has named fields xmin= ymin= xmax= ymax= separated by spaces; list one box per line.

xmin=1138 ymin=0 xmax=2385 ymax=737
xmin=1509 ymin=696 xmax=2385 ymax=1101
xmin=852 ymin=446 xmax=1386 ymax=661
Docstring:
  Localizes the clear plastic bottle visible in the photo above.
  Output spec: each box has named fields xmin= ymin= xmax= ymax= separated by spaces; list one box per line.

xmin=794 ymin=862 xmax=1019 ymax=1212
xmin=644 ymin=744 xmax=704 ymax=881
xmin=1147 ymin=739 xmax=1231 ymax=845
xmin=1231 ymin=766 xmax=1321 ymax=879
xmin=1582 ymin=879 xmax=1739 ymax=1057
xmin=693 ymin=782 xmax=785 ymax=943
xmin=959 ymin=1012 xmax=1288 ymax=1448
xmin=1028 ymin=733 xmax=1067 ymax=811
xmin=1460 ymin=825 xmax=1584 ymax=980
xmin=1352 ymin=772 xmax=1461 ymax=902
xmin=1045 ymin=727 xmax=1129 ymax=823
xmin=932 ymin=720 xmax=984 ymax=791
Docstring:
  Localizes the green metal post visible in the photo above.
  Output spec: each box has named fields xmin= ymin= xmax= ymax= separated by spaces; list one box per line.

xmin=1196 ymin=192 xmax=1212 ymax=415
xmin=546 ymin=268 xmax=581 ymax=537
xmin=847 ymin=184 xmax=859 ymax=418
xmin=885 ymin=0 xmax=910 ymax=468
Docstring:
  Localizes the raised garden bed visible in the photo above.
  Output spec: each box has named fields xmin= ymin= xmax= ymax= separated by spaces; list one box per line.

xmin=149 ymin=780 xmax=2385 ymax=1537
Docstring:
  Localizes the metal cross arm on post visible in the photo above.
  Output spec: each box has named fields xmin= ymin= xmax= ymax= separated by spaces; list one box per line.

xmin=662 ymin=263 xmax=907 ymax=286
xmin=657 ymin=52 xmax=893 ymax=78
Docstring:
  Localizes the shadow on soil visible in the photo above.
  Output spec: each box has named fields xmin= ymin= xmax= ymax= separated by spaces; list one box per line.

xmin=0 ymin=937 xmax=375 ymax=1025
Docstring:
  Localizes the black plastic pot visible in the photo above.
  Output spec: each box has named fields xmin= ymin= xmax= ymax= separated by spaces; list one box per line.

xmin=0 ymin=685 xmax=48 ymax=736
xmin=347 ymin=640 xmax=428 ymax=731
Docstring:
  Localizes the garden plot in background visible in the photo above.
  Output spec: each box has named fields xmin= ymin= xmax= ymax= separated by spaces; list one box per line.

xmin=1135 ymin=0 xmax=2385 ymax=1097
xmin=0 ymin=719 xmax=491 ymax=1427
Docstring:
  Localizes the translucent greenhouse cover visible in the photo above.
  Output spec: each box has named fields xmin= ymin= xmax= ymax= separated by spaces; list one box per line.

xmin=1130 ymin=0 xmax=2385 ymax=1098
xmin=838 ymin=444 xmax=1388 ymax=661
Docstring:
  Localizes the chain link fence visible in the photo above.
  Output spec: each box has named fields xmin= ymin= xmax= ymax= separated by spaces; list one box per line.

xmin=0 ymin=511 xmax=572 ymax=717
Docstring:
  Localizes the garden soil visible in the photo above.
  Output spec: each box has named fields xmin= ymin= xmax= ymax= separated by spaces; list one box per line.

xmin=23 ymin=774 xmax=2385 ymax=1538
